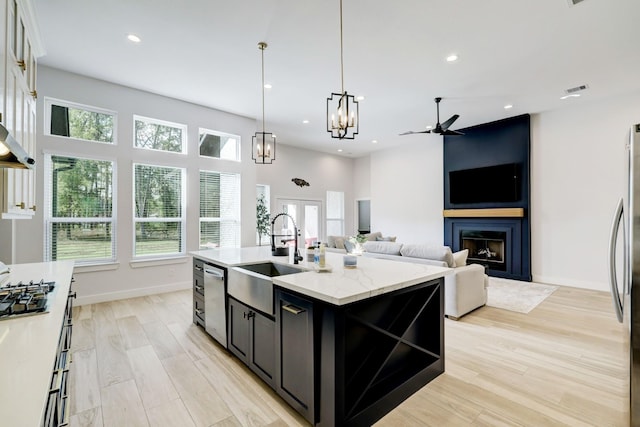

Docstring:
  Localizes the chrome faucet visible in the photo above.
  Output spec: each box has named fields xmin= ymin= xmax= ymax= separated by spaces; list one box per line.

xmin=271 ymin=212 xmax=303 ymax=264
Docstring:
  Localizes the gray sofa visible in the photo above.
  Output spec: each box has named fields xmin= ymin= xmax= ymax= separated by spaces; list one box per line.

xmin=361 ymin=241 xmax=488 ymax=320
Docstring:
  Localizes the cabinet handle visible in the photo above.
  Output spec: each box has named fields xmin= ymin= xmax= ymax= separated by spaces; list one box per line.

xmin=194 ymin=265 xmax=204 ymax=272
xmin=282 ymin=304 xmax=305 ymax=315
xmin=30 ymin=90 xmax=37 ymax=99
xmin=16 ymin=60 xmax=26 ymax=70
xmin=194 ymin=308 xmax=204 ymax=315
xmin=15 ymin=202 xmax=25 ymax=209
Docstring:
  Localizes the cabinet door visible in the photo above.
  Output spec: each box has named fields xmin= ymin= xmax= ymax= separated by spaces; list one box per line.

xmin=276 ymin=290 xmax=315 ymax=423
xmin=249 ymin=310 xmax=275 ymax=387
xmin=227 ymin=298 xmax=249 ymax=363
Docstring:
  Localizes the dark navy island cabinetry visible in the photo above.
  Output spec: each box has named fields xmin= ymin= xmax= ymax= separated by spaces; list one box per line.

xmin=191 ymin=248 xmax=449 ymax=427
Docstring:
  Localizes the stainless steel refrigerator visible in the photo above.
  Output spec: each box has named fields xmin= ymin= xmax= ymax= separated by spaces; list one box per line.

xmin=609 ymin=123 xmax=640 ymax=426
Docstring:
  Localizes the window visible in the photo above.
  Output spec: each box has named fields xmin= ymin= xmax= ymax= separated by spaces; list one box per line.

xmin=44 ymin=154 xmax=115 ymax=263
xmin=200 ymin=171 xmax=241 ymax=248
xmin=326 ymin=191 xmax=345 ymax=236
xmin=134 ymin=164 xmax=185 ymax=257
xmin=134 ymin=115 xmax=186 ymax=153
xmin=256 ymin=184 xmax=270 ymax=245
xmin=199 ymin=129 xmax=240 ymax=161
xmin=45 ymin=98 xmax=116 ymax=144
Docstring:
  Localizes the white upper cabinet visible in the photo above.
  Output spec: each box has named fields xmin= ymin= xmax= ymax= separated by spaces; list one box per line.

xmin=0 ymin=0 xmax=43 ymax=218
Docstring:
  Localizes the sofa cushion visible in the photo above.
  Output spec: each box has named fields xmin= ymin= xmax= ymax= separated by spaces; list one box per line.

xmin=334 ymin=237 xmax=346 ymax=250
xmin=343 ymin=239 xmax=355 ymax=253
xmin=362 ymin=241 xmax=403 ymax=255
xmin=453 ymin=249 xmax=469 ymax=267
xmin=400 ymin=244 xmax=455 ymax=267
xmin=376 ymin=236 xmax=397 ymax=242
xmin=327 ymin=235 xmax=339 ymax=248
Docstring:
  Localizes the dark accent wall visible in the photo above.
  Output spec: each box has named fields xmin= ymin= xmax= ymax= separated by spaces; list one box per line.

xmin=443 ymin=114 xmax=531 ymax=281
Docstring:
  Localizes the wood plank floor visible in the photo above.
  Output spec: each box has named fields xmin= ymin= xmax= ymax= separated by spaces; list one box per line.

xmin=69 ymin=284 xmax=629 ymax=427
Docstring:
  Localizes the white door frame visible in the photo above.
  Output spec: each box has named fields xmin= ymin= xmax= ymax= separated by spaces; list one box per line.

xmin=274 ymin=197 xmax=324 ymax=249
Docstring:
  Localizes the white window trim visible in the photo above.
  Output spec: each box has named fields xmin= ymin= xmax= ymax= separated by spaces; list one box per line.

xmin=198 ymin=127 xmax=241 ymax=162
xmin=133 ymin=115 xmax=188 ymax=155
xmin=43 ymin=152 xmax=117 ymax=265
xmin=326 ymin=190 xmax=345 ymax=237
xmin=43 ymin=97 xmax=118 ymax=145
xmin=199 ymin=170 xmax=242 ymax=249
xmin=132 ymin=162 xmax=187 ymax=260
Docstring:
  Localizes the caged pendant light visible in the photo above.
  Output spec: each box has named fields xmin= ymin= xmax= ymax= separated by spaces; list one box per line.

xmin=252 ymin=42 xmax=276 ymax=164
xmin=326 ymin=0 xmax=359 ymax=140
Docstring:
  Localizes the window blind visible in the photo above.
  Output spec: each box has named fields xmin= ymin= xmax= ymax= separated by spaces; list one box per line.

xmin=200 ymin=171 xmax=241 ymax=248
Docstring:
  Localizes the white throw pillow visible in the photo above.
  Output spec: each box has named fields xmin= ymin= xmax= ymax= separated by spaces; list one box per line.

xmin=362 ymin=241 xmax=403 ymax=255
xmin=400 ymin=244 xmax=455 ymax=267
xmin=453 ymin=249 xmax=469 ymax=267
xmin=334 ymin=237 xmax=345 ymax=250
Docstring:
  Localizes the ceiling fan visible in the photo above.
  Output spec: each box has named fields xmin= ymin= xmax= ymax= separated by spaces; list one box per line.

xmin=400 ymin=97 xmax=464 ymax=136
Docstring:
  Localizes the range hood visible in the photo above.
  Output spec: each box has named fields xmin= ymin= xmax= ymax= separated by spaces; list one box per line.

xmin=0 ymin=123 xmax=34 ymax=169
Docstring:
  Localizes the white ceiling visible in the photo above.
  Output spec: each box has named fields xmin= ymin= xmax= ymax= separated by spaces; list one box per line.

xmin=32 ymin=0 xmax=640 ymax=157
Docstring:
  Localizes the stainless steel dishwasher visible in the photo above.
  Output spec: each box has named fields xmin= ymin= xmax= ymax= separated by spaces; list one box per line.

xmin=203 ymin=263 xmax=227 ymax=347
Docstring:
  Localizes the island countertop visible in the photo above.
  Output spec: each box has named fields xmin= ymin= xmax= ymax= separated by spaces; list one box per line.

xmin=191 ymin=246 xmax=452 ymax=306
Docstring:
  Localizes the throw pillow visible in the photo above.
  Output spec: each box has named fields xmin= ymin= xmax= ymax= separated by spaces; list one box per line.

xmin=453 ymin=249 xmax=469 ymax=267
xmin=327 ymin=235 xmax=337 ymax=248
xmin=362 ymin=241 xmax=403 ymax=255
xmin=376 ymin=236 xmax=397 ymax=242
xmin=400 ymin=244 xmax=455 ymax=268
xmin=364 ymin=231 xmax=383 ymax=241
xmin=334 ymin=237 xmax=346 ymax=250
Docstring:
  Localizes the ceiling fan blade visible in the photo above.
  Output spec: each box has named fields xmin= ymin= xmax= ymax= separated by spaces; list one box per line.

xmin=442 ymin=129 xmax=464 ymax=136
xmin=399 ymin=130 xmax=432 ymax=136
xmin=440 ymin=114 xmax=459 ymax=131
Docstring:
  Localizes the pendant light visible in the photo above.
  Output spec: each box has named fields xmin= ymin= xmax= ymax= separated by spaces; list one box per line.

xmin=252 ymin=42 xmax=276 ymax=164
xmin=326 ymin=0 xmax=359 ymax=140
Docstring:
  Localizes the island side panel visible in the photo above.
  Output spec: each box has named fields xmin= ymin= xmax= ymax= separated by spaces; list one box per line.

xmin=318 ymin=277 xmax=445 ymax=427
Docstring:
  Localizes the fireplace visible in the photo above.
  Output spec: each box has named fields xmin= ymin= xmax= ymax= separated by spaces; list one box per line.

xmin=460 ymin=230 xmax=507 ymax=271
xmin=444 ymin=216 xmax=530 ymax=281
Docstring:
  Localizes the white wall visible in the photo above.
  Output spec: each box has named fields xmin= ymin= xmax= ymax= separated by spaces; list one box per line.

xmin=530 ymin=91 xmax=640 ymax=290
xmin=370 ymin=137 xmax=444 ymax=244
xmin=255 ymin=144 xmax=356 ymax=236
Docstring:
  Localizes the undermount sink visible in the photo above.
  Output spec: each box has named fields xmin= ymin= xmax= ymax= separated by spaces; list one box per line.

xmin=228 ymin=262 xmax=306 ymax=315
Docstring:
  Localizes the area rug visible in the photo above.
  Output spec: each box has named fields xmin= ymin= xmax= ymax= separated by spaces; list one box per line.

xmin=486 ymin=278 xmax=559 ymax=314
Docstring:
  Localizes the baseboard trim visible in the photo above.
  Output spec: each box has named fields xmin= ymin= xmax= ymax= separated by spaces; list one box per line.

xmin=74 ymin=280 xmax=191 ymax=306
xmin=531 ymin=274 xmax=607 ymax=292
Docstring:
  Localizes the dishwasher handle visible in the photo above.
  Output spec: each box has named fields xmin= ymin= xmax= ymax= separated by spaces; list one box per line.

xmin=204 ymin=268 xmax=224 ymax=279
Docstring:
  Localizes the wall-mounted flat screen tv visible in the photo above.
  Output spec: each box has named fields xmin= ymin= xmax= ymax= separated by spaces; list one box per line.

xmin=449 ymin=162 xmax=521 ymax=204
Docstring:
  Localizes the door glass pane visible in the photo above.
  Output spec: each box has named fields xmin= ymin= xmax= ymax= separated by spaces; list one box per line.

xmin=304 ymin=205 xmax=319 ymax=246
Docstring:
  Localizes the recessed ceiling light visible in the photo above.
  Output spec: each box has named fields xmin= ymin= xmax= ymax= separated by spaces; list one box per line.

xmin=504 ymin=104 xmax=513 ymax=109
xmin=560 ymin=93 xmax=581 ymax=100
xmin=426 ymin=125 xmax=433 ymax=130
xmin=302 ymin=120 xmax=309 ymax=124
xmin=264 ymin=83 xmax=272 ymax=89
xmin=337 ymin=149 xmax=343 ymax=152
xmin=446 ymin=54 xmax=458 ymax=62
xmin=356 ymin=95 xmax=365 ymax=101
xmin=127 ymin=34 xmax=141 ymax=43
xmin=372 ymin=140 xmax=378 ymax=144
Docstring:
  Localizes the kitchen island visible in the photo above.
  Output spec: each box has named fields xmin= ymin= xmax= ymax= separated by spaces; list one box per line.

xmin=191 ymin=247 xmax=451 ymax=426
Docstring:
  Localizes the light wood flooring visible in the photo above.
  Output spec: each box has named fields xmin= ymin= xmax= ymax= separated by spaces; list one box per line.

xmin=69 ymin=284 xmax=629 ymax=427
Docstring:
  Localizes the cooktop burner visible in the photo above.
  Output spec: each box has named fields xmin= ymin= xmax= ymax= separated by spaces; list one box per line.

xmin=0 ymin=280 xmax=56 ymax=319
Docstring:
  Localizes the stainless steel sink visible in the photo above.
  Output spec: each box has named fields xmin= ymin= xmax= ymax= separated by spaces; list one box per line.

xmin=228 ymin=262 xmax=305 ymax=315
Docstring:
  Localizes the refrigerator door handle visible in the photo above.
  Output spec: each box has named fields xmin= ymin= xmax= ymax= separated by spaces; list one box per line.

xmin=608 ymin=197 xmax=625 ymax=323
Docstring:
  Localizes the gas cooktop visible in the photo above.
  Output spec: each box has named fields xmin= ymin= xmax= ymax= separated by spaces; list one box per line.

xmin=0 ymin=280 xmax=56 ymax=320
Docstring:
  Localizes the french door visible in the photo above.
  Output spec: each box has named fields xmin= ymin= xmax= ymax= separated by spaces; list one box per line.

xmin=274 ymin=198 xmax=322 ymax=249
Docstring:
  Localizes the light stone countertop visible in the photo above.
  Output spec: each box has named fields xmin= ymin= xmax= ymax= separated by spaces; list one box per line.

xmin=0 ymin=260 xmax=75 ymax=427
xmin=191 ymin=247 xmax=452 ymax=305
